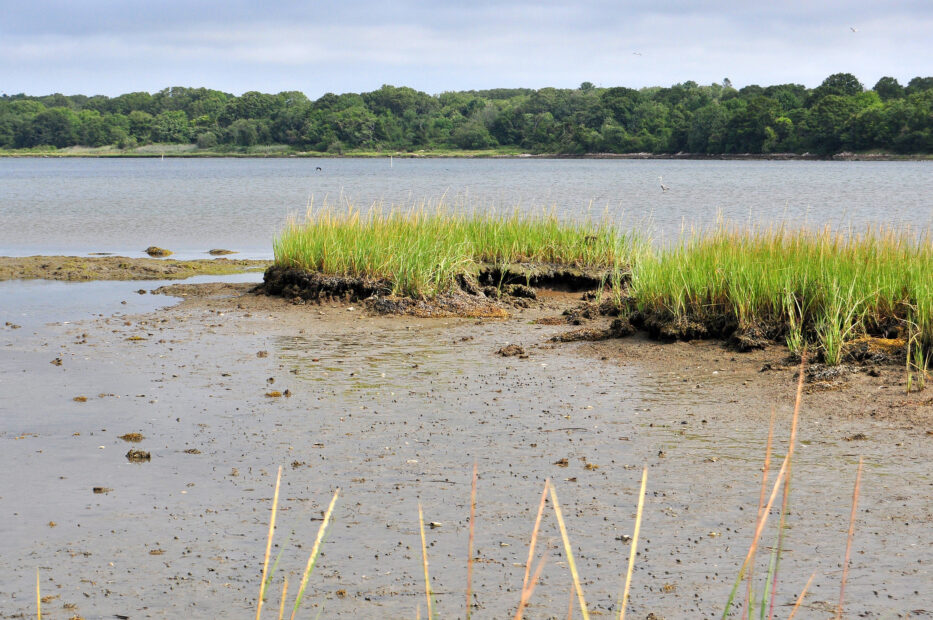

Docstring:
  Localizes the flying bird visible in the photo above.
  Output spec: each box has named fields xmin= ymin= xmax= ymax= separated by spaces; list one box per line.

xmin=850 ymin=26 xmax=858 ymax=32
xmin=632 ymin=51 xmax=643 ymax=56
xmin=658 ymin=176 xmax=669 ymax=192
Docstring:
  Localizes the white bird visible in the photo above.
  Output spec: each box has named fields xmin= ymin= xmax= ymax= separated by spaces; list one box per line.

xmin=632 ymin=51 xmax=643 ymax=56
xmin=658 ymin=176 xmax=670 ymax=192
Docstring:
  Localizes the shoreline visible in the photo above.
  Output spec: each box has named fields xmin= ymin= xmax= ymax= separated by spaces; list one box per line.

xmin=1 ymin=149 xmax=929 ymax=161
xmin=0 ymin=255 xmax=270 ymax=282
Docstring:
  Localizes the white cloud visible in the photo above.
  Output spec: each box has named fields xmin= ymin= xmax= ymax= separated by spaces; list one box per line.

xmin=0 ymin=1 xmax=930 ymax=96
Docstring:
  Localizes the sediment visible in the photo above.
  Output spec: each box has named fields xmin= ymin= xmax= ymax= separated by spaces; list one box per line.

xmin=0 ymin=256 xmax=270 ymax=281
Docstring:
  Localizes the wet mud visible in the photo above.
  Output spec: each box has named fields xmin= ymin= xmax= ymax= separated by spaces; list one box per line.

xmin=0 ymin=255 xmax=269 ymax=282
xmin=1 ymin=279 xmax=931 ymax=618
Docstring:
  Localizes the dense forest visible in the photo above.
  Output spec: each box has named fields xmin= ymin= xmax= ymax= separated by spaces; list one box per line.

xmin=1 ymin=73 xmax=931 ymax=155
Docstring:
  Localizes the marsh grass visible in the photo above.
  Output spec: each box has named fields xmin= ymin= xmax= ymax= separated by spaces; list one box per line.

xmin=629 ymin=223 xmax=933 ymax=364
xmin=273 ymin=201 xmax=647 ymax=298
xmin=275 ymin=205 xmax=931 ymax=365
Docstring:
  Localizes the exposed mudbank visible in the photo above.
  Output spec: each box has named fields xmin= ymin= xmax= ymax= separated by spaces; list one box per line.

xmin=258 ymin=263 xmax=611 ymax=318
xmin=0 ymin=255 xmax=270 ymax=282
xmin=259 ymin=264 xmax=917 ymax=366
xmin=3 ymin=265 xmax=930 ymax=618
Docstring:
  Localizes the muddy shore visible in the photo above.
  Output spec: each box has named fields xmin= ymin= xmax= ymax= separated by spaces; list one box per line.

xmin=0 ymin=255 xmax=270 ymax=282
xmin=1 ymin=275 xmax=931 ymax=618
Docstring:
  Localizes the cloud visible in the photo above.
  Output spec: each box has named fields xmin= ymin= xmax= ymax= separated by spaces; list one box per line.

xmin=1 ymin=0 xmax=930 ymax=96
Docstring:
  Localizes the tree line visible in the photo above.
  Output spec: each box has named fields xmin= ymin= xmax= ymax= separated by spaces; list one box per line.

xmin=1 ymin=73 xmax=931 ymax=155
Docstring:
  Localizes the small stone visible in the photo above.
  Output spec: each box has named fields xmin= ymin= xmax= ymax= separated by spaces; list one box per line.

xmin=126 ymin=449 xmax=151 ymax=462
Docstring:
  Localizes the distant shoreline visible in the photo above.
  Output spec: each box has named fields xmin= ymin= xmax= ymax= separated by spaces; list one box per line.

xmin=0 ymin=148 xmax=929 ymax=161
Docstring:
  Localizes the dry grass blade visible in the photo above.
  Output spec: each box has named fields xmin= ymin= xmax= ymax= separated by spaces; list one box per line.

xmin=514 ymin=479 xmax=550 ymax=620
xmin=291 ymin=488 xmax=340 ymax=620
xmin=548 ymin=481 xmax=590 ymax=620
xmin=278 ymin=577 xmax=288 ymax=620
xmin=256 ymin=465 xmax=282 ymax=620
xmin=567 ymin=584 xmax=574 ymax=619
xmin=787 ymin=571 xmax=816 ymax=620
xmin=768 ymin=350 xmax=807 ymax=617
xmin=419 ymin=502 xmax=433 ymax=620
xmin=618 ymin=465 xmax=648 ymax=620
xmin=466 ymin=461 xmax=478 ymax=620
xmin=521 ymin=481 xmax=550 ymax=595
xmin=514 ymin=551 xmax=549 ymax=620
xmin=36 ymin=567 xmax=40 ymax=620
xmin=721 ymin=452 xmax=791 ymax=618
xmin=836 ymin=456 xmax=864 ymax=619
xmin=745 ymin=407 xmax=776 ymax=617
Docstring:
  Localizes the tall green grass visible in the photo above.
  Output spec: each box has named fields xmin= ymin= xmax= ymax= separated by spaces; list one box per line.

xmin=630 ymin=223 xmax=933 ymax=363
xmin=274 ymin=206 xmax=932 ymax=364
xmin=273 ymin=201 xmax=647 ymax=298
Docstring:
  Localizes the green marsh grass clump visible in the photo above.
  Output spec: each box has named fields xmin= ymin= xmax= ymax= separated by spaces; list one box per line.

xmin=273 ymin=202 xmax=648 ymax=298
xmin=629 ymin=223 xmax=933 ymax=364
xmin=274 ymin=204 xmax=932 ymax=366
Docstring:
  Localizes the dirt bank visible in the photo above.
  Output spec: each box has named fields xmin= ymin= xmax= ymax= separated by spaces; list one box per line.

xmin=1 ymin=280 xmax=930 ymax=618
xmin=0 ymin=255 xmax=270 ymax=282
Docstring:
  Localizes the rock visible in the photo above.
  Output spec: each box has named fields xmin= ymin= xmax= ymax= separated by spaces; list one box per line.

xmin=208 ymin=249 xmax=236 ymax=255
xmin=144 ymin=246 xmax=173 ymax=257
xmin=126 ymin=449 xmax=151 ymax=462
xmin=497 ymin=344 xmax=526 ymax=357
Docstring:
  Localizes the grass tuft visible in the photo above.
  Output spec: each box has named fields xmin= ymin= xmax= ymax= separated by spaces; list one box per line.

xmin=274 ymin=200 xmax=646 ymax=298
xmin=276 ymin=206 xmax=931 ymax=365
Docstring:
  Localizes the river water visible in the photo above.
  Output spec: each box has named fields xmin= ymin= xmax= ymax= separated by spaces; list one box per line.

xmin=1 ymin=157 xmax=930 ymax=259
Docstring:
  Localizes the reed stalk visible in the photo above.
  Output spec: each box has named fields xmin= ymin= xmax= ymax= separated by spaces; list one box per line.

xmin=256 ymin=466 xmax=282 ymax=620
xmin=618 ymin=465 xmax=648 ymax=620
xmin=466 ymin=462 xmax=478 ymax=620
xmin=515 ymin=480 xmax=550 ymax=620
xmin=548 ymin=481 xmax=590 ymax=620
xmin=278 ymin=578 xmax=288 ymax=620
xmin=787 ymin=571 xmax=816 ymax=620
xmin=745 ymin=408 xmax=776 ymax=617
xmin=291 ymin=488 xmax=340 ymax=620
xmin=767 ymin=351 xmax=807 ymax=616
xmin=419 ymin=502 xmax=433 ymax=620
xmin=721 ymin=452 xmax=791 ymax=617
xmin=836 ymin=456 xmax=864 ymax=619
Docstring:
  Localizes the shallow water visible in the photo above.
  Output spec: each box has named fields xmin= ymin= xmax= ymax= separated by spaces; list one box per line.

xmin=1 ymin=158 xmax=930 ymax=259
xmin=0 ymin=272 xmax=263 ymax=329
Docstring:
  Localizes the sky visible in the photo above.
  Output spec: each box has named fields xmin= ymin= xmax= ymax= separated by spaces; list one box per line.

xmin=1 ymin=1 xmax=930 ymax=98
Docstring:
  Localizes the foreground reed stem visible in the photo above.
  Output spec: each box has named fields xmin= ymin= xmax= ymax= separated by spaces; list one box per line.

xmin=618 ymin=466 xmax=648 ymax=620
xmin=836 ymin=456 xmax=864 ymax=619
xmin=466 ymin=462 xmax=478 ymax=620
xmin=548 ymin=481 xmax=590 ymax=620
xmin=256 ymin=466 xmax=282 ymax=620
xmin=291 ymin=488 xmax=340 ymax=620
xmin=419 ymin=502 xmax=433 ymax=620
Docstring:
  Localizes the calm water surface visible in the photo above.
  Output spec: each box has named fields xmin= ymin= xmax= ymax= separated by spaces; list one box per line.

xmin=1 ymin=158 xmax=930 ymax=259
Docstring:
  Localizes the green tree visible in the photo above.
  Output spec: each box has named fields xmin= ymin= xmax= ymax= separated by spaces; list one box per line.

xmin=24 ymin=108 xmax=79 ymax=147
xmin=151 ymin=110 xmax=191 ymax=143
xmin=872 ymin=77 xmax=904 ymax=101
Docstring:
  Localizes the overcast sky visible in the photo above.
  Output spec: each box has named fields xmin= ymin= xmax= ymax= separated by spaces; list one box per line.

xmin=1 ymin=1 xmax=930 ymax=97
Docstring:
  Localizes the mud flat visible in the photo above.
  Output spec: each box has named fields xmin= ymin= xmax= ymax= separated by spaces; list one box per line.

xmin=0 ymin=280 xmax=931 ymax=618
xmin=0 ymin=255 xmax=270 ymax=282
